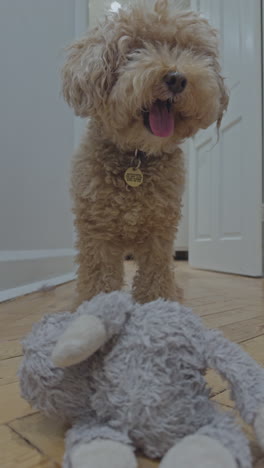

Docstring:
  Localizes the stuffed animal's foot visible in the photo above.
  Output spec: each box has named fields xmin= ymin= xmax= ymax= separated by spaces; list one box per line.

xmin=70 ymin=439 xmax=137 ymax=468
xmin=52 ymin=315 xmax=107 ymax=367
xmin=254 ymin=406 xmax=264 ymax=451
xmin=159 ymin=435 xmax=237 ymax=468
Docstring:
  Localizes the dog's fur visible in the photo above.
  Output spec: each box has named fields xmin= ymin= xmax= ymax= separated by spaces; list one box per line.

xmin=62 ymin=0 xmax=228 ymax=307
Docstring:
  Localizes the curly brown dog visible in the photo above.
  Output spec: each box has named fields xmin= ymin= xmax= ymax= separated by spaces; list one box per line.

xmin=62 ymin=0 xmax=228 ymax=307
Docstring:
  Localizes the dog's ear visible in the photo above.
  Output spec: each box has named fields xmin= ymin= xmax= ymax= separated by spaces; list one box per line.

xmin=180 ymin=14 xmax=229 ymax=128
xmin=62 ymin=27 xmax=117 ymax=117
xmin=154 ymin=0 xmax=169 ymax=16
xmin=217 ymin=74 xmax=229 ymax=129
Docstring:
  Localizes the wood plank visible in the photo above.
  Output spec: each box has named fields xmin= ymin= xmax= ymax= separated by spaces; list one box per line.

xmin=0 ymin=316 xmax=43 ymax=341
xmin=206 ymin=370 xmax=227 ymax=395
xmin=184 ymin=296 xmax=225 ymax=307
xmin=0 ymin=356 xmax=21 ymax=386
xmin=0 ymin=382 xmax=37 ymax=424
xmin=212 ymin=390 xmax=233 ymax=408
xmin=203 ymin=308 xmax=262 ymax=328
xmin=138 ymin=457 xmax=159 ymax=467
xmin=219 ymin=317 xmax=264 ymax=343
xmin=0 ymin=425 xmax=57 ymax=468
xmin=0 ymin=280 xmax=75 ymax=342
xmin=194 ymin=303 xmax=240 ymax=316
xmin=242 ymin=335 xmax=264 ymax=365
xmin=192 ymin=301 xmax=252 ymax=316
xmin=0 ymin=339 xmax=22 ymax=360
xmin=0 ymin=282 xmax=75 ymax=340
xmin=9 ymin=413 xmax=66 ymax=465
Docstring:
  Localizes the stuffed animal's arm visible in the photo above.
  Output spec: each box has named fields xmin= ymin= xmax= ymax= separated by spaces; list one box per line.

xmin=205 ymin=329 xmax=264 ymax=424
xmin=204 ymin=329 xmax=264 ymax=449
xmin=52 ymin=291 xmax=133 ymax=368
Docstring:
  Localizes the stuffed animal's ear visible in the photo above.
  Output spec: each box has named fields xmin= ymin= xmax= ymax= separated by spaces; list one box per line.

xmin=61 ymin=27 xmax=116 ymax=117
xmin=51 ymin=315 xmax=107 ymax=367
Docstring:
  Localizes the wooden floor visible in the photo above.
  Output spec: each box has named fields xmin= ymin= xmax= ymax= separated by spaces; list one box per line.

xmin=1 ymin=261 xmax=264 ymax=467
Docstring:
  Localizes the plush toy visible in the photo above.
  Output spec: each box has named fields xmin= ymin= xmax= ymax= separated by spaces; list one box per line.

xmin=19 ymin=291 xmax=264 ymax=468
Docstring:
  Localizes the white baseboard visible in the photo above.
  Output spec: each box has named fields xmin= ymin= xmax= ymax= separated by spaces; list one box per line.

xmin=1 ymin=251 xmax=76 ymax=293
xmin=174 ymin=246 xmax=188 ymax=252
xmin=0 ymin=249 xmax=76 ymax=262
xmin=0 ymin=272 xmax=76 ymax=303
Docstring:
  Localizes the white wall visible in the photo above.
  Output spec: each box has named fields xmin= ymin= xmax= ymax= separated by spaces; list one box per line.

xmin=89 ymin=0 xmax=191 ymax=28
xmin=0 ymin=0 xmax=78 ymax=300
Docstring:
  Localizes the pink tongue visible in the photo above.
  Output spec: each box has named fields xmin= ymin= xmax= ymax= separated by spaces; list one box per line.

xmin=149 ymin=101 xmax=174 ymax=138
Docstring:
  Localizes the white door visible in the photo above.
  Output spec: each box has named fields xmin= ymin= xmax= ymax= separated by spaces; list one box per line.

xmin=189 ymin=0 xmax=263 ymax=276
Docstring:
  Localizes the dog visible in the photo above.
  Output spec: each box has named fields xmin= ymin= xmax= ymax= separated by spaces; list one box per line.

xmin=62 ymin=0 xmax=228 ymax=308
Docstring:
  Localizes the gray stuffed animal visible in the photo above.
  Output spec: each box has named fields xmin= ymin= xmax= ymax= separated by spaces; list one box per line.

xmin=19 ymin=291 xmax=264 ymax=468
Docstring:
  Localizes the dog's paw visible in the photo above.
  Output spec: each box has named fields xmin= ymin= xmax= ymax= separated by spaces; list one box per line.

xmin=159 ymin=435 xmax=236 ymax=468
xmin=51 ymin=315 xmax=107 ymax=367
xmin=254 ymin=406 xmax=264 ymax=451
xmin=70 ymin=440 xmax=137 ymax=468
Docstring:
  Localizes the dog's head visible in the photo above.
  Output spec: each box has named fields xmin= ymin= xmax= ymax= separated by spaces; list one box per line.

xmin=62 ymin=0 xmax=228 ymax=152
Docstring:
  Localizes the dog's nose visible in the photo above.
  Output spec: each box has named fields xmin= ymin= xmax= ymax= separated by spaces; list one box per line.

xmin=164 ymin=72 xmax=187 ymax=94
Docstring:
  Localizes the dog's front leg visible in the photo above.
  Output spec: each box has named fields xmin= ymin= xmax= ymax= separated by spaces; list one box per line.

xmin=73 ymin=232 xmax=124 ymax=310
xmin=132 ymin=238 xmax=182 ymax=304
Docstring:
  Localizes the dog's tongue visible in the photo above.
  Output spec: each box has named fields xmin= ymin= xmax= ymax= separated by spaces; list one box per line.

xmin=149 ymin=101 xmax=174 ymax=138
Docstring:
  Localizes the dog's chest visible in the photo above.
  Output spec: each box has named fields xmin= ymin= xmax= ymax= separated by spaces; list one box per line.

xmin=75 ymin=149 xmax=185 ymax=241
xmin=104 ymin=167 xmax=183 ymax=239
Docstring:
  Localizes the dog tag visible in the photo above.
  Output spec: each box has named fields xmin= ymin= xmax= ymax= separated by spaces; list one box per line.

xmin=124 ymin=167 xmax=143 ymax=187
